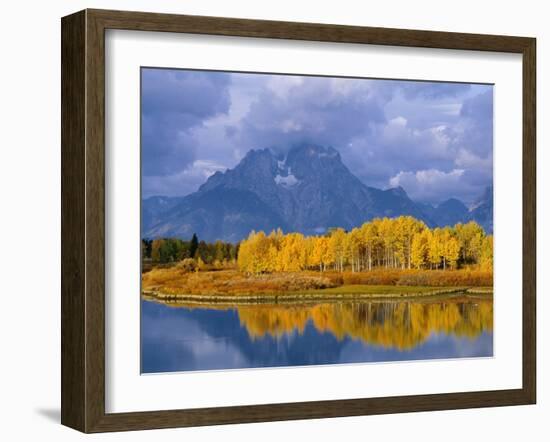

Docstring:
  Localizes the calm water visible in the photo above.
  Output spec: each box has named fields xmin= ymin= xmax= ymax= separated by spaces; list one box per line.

xmin=141 ymin=295 xmax=493 ymax=373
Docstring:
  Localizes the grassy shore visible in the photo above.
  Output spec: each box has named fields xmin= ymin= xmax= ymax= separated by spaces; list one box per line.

xmin=143 ymin=284 xmax=479 ymax=304
xmin=142 ymin=266 xmax=492 ymax=302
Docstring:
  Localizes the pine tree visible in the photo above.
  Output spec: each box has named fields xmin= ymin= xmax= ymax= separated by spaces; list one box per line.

xmin=189 ymin=233 xmax=199 ymax=258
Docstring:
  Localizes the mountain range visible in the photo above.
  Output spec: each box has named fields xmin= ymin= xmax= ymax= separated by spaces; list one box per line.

xmin=142 ymin=144 xmax=493 ymax=242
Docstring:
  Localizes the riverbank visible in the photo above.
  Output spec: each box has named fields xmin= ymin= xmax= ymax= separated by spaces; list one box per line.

xmin=142 ymin=267 xmax=493 ymax=299
xmin=142 ymin=284 xmax=492 ymax=305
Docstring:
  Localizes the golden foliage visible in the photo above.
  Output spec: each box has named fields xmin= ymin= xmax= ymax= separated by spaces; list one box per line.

xmin=237 ymin=217 xmax=492 ymax=274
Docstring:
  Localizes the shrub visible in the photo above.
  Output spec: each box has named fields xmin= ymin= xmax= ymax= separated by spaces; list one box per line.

xmin=342 ymin=270 xmax=402 ymax=285
xmin=396 ymin=270 xmax=493 ymax=287
xmin=336 ymin=269 xmax=492 ymax=287
xmin=176 ymin=258 xmax=197 ymax=272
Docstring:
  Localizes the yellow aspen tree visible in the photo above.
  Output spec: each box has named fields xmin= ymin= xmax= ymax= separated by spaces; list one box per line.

xmin=377 ymin=218 xmax=396 ymax=268
xmin=392 ymin=217 xmax=403 ymax=268
xmin=329 ymin=228 xmax=347 ymax=272
xmin=444 ymin=235 xmax=461 ymax=269
xmin=310 ymin=236 xmax=324 ymax=271
xmin=320 ymin=236 xmax=333 ymax=271
xmin=411 ymin=229 xmax=430 ymax=269
xmin=300 ymin=235 xmax=313 ymax=270
xmin=361 ymin=221 xmax=378 ymax=271
xmin=346 ymin=228 xmax=363 ymax=272
xmin=429 ymin=228 xmax=443 ymax=269
xmin=438 ymin=227 xmax=459 ymax=270
xmin=455 ymin=221 xmax=485 ymax=264
xmin=480 ymin=235 xmax=493 ymax=271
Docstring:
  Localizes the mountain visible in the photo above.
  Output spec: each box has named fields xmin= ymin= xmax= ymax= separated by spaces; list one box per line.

xmin=417 ymin=188 xmax=493 ymax=234
xmin=429 ymin=198 xmax=470 ymax=228
xmin=468 ymin=186 xmax=493 ymax=234
xmin=141 ymin=196 xmax=184 ymax=233
xmin=144 ymin=188 xmax=289 ymax=243
xmin=142 ymin=145 xmax=493 ymax=241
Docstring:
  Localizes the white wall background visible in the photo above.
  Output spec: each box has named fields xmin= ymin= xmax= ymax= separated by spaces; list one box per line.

xmin=0 ymin=0 xmax=546 ymax=439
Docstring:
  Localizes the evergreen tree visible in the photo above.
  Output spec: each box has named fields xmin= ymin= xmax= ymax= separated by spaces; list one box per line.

xmin=189 ymin=233 xmax=199 ymax=258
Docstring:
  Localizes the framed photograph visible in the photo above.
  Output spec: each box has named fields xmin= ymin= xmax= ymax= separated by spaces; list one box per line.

xmin=61 ymin=9 xmax=536 ymax=432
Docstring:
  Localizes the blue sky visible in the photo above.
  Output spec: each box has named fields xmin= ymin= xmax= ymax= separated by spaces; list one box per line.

xmin=141 ymin=68 xmax=493 ymax=205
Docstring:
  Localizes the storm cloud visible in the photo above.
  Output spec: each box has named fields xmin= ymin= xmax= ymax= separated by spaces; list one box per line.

xmin=141 ymin=68 xmax=493 ymax=205
xmin=141 ymin=69 xmax=231 ymax=176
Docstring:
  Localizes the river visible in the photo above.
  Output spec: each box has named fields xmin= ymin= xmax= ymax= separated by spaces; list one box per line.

xmin=141 ymin=294 xmax=493 ymax=373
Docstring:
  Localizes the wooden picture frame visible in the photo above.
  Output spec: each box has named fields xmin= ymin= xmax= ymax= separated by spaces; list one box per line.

xmin=61 ymin=8 xmax=536 ymax=433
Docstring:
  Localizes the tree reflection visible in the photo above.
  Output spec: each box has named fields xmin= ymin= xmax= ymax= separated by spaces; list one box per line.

xmin=156 ymin=297 xmax=493 ymax=350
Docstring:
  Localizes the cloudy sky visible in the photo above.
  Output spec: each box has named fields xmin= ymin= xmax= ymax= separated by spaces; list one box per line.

xmin=141 ymin=68 xmax=493 ymax=205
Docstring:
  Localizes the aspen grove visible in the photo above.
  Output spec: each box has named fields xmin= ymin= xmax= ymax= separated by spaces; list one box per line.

xmin=237 ymin=217 xmax=493 ymax=274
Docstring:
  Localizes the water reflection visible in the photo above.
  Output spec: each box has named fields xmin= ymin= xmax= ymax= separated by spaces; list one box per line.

xmin=141 ymin=295 xmax=493 ymax=373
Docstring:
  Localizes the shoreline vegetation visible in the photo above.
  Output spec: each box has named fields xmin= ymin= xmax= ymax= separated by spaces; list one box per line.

xmin=142 ymin=267 xmax=493 ymax=304
xmin=142 ymin=286 xmax=492 ymax=305
xmin=143 ymin=294 xmax=492 ymax=311
xmin=141 ymin=217 xmax=493 ymax=303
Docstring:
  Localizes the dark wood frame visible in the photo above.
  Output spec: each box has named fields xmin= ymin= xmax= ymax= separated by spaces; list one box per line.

xmin=61 ymin=8 xmax=536 ymax=433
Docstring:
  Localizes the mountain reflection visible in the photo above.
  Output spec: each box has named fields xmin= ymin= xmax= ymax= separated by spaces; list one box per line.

xmin=155 ymin=296 xmax=493 ymax=350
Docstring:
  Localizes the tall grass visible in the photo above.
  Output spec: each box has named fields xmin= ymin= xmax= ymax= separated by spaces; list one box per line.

xmin=142 ymin=267 xmax=492 ymax=296
xmin=340 ymin=269 xmax=492 ymax=287
xmin=142 ymin=268 xmax=338 ymax=296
